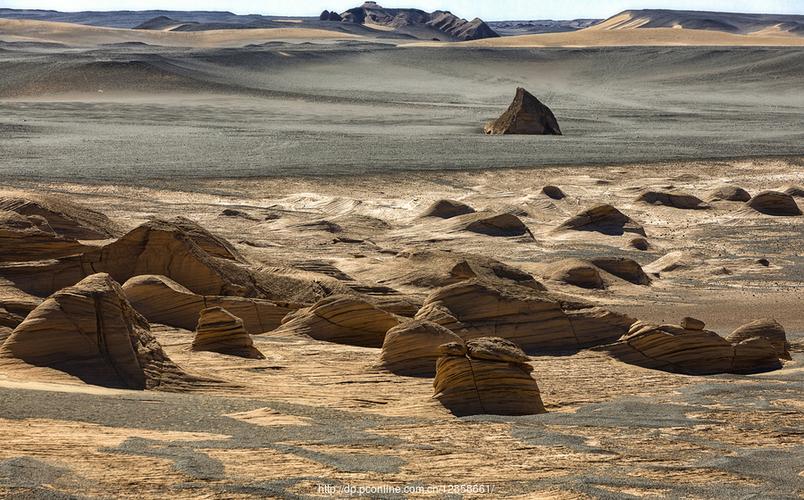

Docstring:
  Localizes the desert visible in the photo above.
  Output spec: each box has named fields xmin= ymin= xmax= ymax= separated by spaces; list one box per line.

xmin=1 ymin=3 xmax=803 ymax=499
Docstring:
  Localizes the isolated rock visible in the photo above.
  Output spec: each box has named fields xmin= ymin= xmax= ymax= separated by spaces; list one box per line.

xmin=421 ymin=199 xmax=475 ymax=219
xmin=597 ymin=320 xmax=783 ymax=375
xmin=220 ymin=208 xmax=259 ymax=220
xmin=433 ymin=337 xmax=545 ymax=416
xmin=416 ymin=279 xmax=633 ymax=351
xmin=590 ymin=257 xmax=652 ymax=285
xmin=545 ymin=259 xmax=604 ymax=289
xmin=191 ymin=307 xmax=264 ymax=359
xmin=782 ymin=185 xmax=804 ymax=197
xmin=122 ymin=275 xmax=298 ymax=334
xmin=319 ymin=10 xmax=342 ymax=21
xmin=0 ymin=194 xmax=120 ymax=240
xmin=0 ymin=273 xmax=199 ymax=389
xmin=628 ymin=237 xmax=650 ymax=251
xmin=484 ymin=87 xmax=561 ymax=135
xmin=380 ymin=319 xmax=462 ymax=376
xmin=746 ymin=191 xmax=802 ymax=216
xmin=541 ymin=185 xmax=566 ymax=200
xmin=0 ymin=211 xmax=92 ymax=262
xmin=708 ymin=185 xmax=751 ymax=202
xmin=556 ymin=204 xmax=645 ymax=236
xmin=270 ymin=295 xmax=400 ymax=347
xmin=636 ymin=190 xmax=708 ymax=209
xmin=461 ymin=212 xmax=533 ymax=238
xmin=726 ymin=318 xmax=790 ymax=360
xmin=680 ymin=317 xmax=705 ymax=330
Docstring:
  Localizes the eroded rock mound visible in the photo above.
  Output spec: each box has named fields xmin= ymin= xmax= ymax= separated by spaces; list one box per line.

xmin=636 ymin=191 xmax=709 ymax=209
xmin=484 ymin=88 xmax=561 ymax=135
xmin=597 ymin=319 xmax=784 ymax=375
xmin=556 ymin=204 xmax=645 ymax=236
xmin=421 ymin=199 xmax=475 ymax=219
xmin=416 ymin=279 xmax=633 ymax=351
xmin=0 ymin=273 xmax=198 ymax=389
xmin=590 ymin=257 xmax=652 ymax=285
xmin=192 ymin=307 xmax=264 ymax=359
xmin=545 ymin=259 xmax=604 ymax=289
xmin=122 ymin=275 xmax=298 ymax=334
xmin=461 ymin=212 xmax=533 ymax=238
xmin=433 ymin=337 xmax=545 ymax=416
xmin=708 ymin=185 xmax=751 ymax=202
xmin=270 ymin=295 xmax=400 ymax=347
xmin=782 ymin=185 xmax=804 ymax=197
xmin=745 ymin=190 xmax=802 ymax=216
xmin=0 ymin=211 xmax=92 ymax=262
xmin=0 ymin=194 xmax=120 ymax=240
xmin=380 ymin=319 xmax=461 ymax=376
xmin=726 ymin=318 xmax=790 ymax=360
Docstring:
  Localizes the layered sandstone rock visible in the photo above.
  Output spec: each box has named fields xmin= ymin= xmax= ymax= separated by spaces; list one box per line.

xmin=590 ymin=257 xmax=652 ymax=285
xmin=269 ymin=295 xmax=400 ymax=347
xmin=597 ymin=319 xmax=783 ymax=375
xmin=122 ymin=275 xmax=298 ymax=334
xmin=0 ymin=194 xmax=120 ymax=240
xmin=484 ymin=88 xmax=561 ymax=135
xmin=544 ymin=259 xmax=604 ymax=289
xmin=0 ymin=273 xmax=199 ymax=389
xmin=191 ymin=307 xmax=264 ymax=359
xmin=415 ymin=279 xmax=633 ymax=351
xmin=556 ymin=204 xmax=645 ymax=236
xmin=726 ymin=318 xmax=790 ymax=360
xmin=636 ymin=191 xmax=709 ymax=209
xmin=0 ymin=211 xmax=92 ymax=262
xmin=421 ymin=199 xmax=475 ymax=219
xmin=745 ymin=191 xmax=802 ymax=216
xmin=433 ymin=337 xmax=545 ymax=416
xmin=458 ymin=212 xmax=533 ymax=238
xmin=708 ymin=185 xmax=751 ymax=202
xmin=380 ymin=319 xmax=462 ymax=376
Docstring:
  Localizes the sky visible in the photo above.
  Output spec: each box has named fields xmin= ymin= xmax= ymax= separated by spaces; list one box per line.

xmin=1 ymin=0 xmax=803 ymax=21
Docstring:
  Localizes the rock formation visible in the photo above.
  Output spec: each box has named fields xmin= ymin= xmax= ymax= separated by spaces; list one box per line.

xmin=541 ymin=185 xmax=566 ymax=200
xmin=420 ymin=199 xmax=475 ymax=219
xmin=708 ymin=184 xmax=751 ymax=202
xmin=122 ymin=275 xmax=298 ymax=334
xmin=0 ymin=211 xmax=92 ymax=262
xmin=458 ymin=212 xmax=533 ymax=238
xmin=415 ymin=279 xmax=634 ymax=352
xmin=0 ymin=273 xmax=199 ymax=389
xmin=726 ymin=318 xmax=790 ymax=360
xmin=556 ymin=204 xmax=645 ymax=236
xmin=319 ymin=10 xmax=342 ymax=21
xmin=0 ymin=194 xmax=120 ymax=240
xmin=628 ymin=237 xmax=650 ymax=251
xmin=745 ymin=190 xmax=802 ymax=216
xmin=589 ymin=257 xmax=652 ymax=285
xmin=636 ymin=190 xmax=709 ymax=209
xmin=782 ymin=185 xmax=804 ymax=197
xmin=191 ymin=307 xmax=264 ymax=359
xmin=380 ymin=319 xmax=462 ymax=376
xmin=433 ymin=337 xmax=545 ymax=416
xmin=596 ymin=319 xmax=784 ymax=375
xmin=269 ymin=295 xmax=400 ymax=347
xmin=544 ymin=259 xmax=604 ymax=289
xmin=484 ymin=88 xmax=562 ymax=135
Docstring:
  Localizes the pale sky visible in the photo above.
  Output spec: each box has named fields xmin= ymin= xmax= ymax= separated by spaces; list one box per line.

xmin=1 ymin=0 xmax=803 ymax=21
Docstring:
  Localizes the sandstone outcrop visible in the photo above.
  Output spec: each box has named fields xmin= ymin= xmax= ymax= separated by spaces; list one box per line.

xmin=726 ymin=318 xmax=790 ymax=360
xmin=556 ymin=204 xmax=645 ymax=236
xmin=708 ymin=185 xmax=751 ymax=202
xmin=0 ymin=194 xmax=120 ymax=240
xmin=745 ymin=190 xmax=802 ymax=216
xmin=380 ymin=319 xmax=462 ymax=376
xmin=0 ymin=211 xmax=92 ymax=262
xmin=597 ymin=319 xmax=784 ymax=375
xmin=433 ymin=337 xmax=545 ymax=416
xmin=421 ymin=199 xmax=475 ymax=219
xmin=122 ymin=275 xmax=298 ymax=334
xmin=636 ymin=190 xmax=709 ymax=209
xmin=459 ymin=212 xmax=533 ymax=238
xmin=191 ymin=307 xmax=264 ymax=359
xmin=269 ymin=295 xmax=400 ymax=347
xmin=544 ymin=259 xmax=604 ymax=289
xmin=590 ymin=257 xmax=652 ymax=285
xmin=484 ymin=88 xmax=561 ymax=135
xmin=415 ymin=279 xmax=634 ymax=351
xmin=0 ymin=273 xmax=199 ymax=389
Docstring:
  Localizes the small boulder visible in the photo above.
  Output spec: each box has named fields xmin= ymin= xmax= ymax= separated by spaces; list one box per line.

xmin=782 ymin=185 xmax=804 ymax=197
xmin=192 ymin=307 xmax=264 ymax=359
xmin=636 ymin=191 xmax=708 ymax=209
xmin=708 ymin=185 xmax=751 ymax=202
xmin=541 ymin=185 xmax=566 ymax=200
xmin=590 ymin=257 xmax=651 ymax=285
xmin=484 ymin=87 xmax=561 ymax=135
xmin=628 ymin=237 xmax=650 ymax=251
xmin=746 ymin=191 xmax=802 ymax=216
xmin=421 ymin=199 xmax=475 ymax=219
xmin=545 ymin=259 xmax=604 ymax=289
xmin=680 ymin=317 xmax=705 ymax=330
xmin=556 ymin=204 xmax=645 ymax=236
xmin=726 ymin=318 xmax=790 ymax=360
xmin=380 ymin=319 xmax=462 ymax=376
xmin=463 ymin=213 xmax=532 ymax=238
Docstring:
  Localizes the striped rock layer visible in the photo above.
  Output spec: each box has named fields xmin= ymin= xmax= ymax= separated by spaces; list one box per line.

xmin=556 ymin=204 xmax=646 ymax=236
xmin=192 ymin=307 xmax=264 ymax=359
xmin=269 ymin=295 xmax=401 ymax=348
xmin=725 ymin=318 xmax=791 ymax=360
xmin=380 ymin=319 xmax=462 ymax=376
xmin=0 ymin=211 xmax=92 ymax=262
xmin=433 ymin=337 xmax=546 ymax=416
xmin=415 ymin=279 xmax=634 ymax=352
xmin=0 ymin=273 xmax=199 ymax=389
xmin=123 ymin=275 xmax=298 ymax=335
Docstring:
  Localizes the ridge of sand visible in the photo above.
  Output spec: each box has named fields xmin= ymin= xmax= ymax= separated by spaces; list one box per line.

xmin=0 ymin=18 xmax=363 ymax=48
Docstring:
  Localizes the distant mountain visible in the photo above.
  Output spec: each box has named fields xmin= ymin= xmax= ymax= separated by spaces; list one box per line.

xmin=488 ymin=19 xmax=601 ymax=36
xmin=592 ymin=9 xmax=804 ymax=35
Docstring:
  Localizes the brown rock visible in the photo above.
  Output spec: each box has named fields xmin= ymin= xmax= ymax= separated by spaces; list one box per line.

xmin=433 ymin=337 xmax=545 ymax=416
xmin=380 ymin=319 xmax=462 ymax=376
xmin=782 ymin=185 xmax=804 ymax=197
xmin=0 ymin=211 xmax=92 ymax=262
xmin=0 ymin=193 xmax=120 ymax=240
xmin=708 ymin=185 xmax=751 ymax=202
xmin=484 ymin=88 xmax=561 ymax=135
xmin=545 ymin=258 xmax=605 ymax=289
xmin=0 ymin=273 xmax=203 ymax=389
xmin=421 ymin=199 xmax=475 ymax=219
xmin=628 ymin=237 xmax=650 ymax=251
xmin=541 ymin=185 xmax=566 ymax=200
xmin=746 ymin=190 xmax=802 ymax=216
xmin=680 ymin=317 xmax=705 ymax=330
xmin=636 ymin=191 xmax=709 ymax=209
xmin=192 ymin=307 xmax=264 ymax=359
xmin=590 ymin=257 xmax=652 ymax=285
xmin=726 ymin=318 xmax=790 ymax=360
xmin=556 ymin=204 xmax=645 ymax=236
xmin=460 ymin=212 xmax=533 ymax=238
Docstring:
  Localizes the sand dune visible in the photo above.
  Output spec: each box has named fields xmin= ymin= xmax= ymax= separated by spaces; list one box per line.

xmin=590 ymin=9 xmax=804 ymax=35
xmin=0 ymin=18 xmax=362 ymax=47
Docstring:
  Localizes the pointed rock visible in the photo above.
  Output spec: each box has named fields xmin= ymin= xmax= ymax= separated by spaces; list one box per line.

xmin=192 ymin=307 xmax=264 ymax=359
xmin=420 ymin=199 xmax=475 ymax=219
xmin=0 ymin=273 xmax=201 ymax=389
xmin=484 ymin=88 xmax=561 ymax=135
